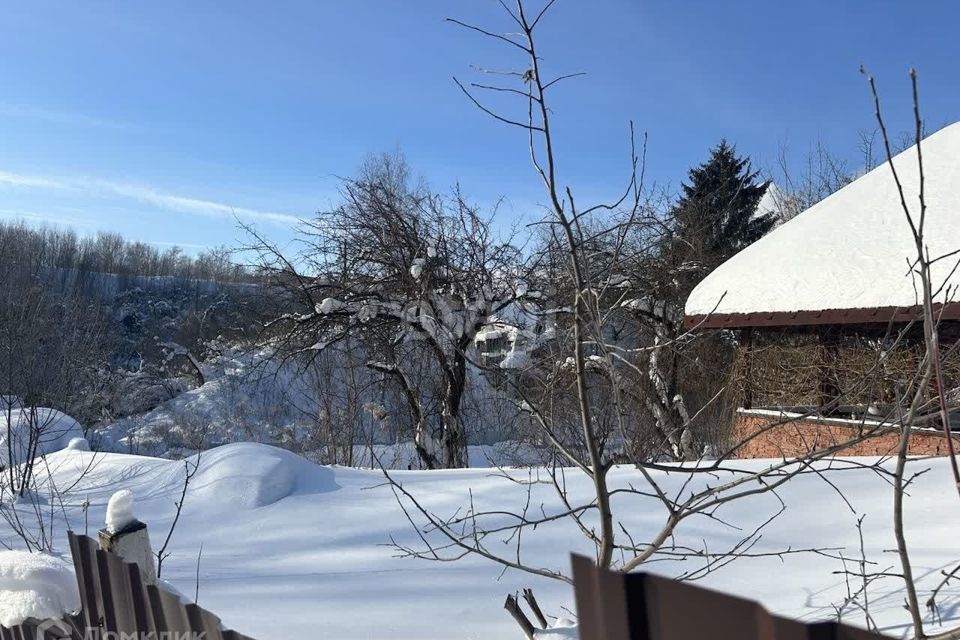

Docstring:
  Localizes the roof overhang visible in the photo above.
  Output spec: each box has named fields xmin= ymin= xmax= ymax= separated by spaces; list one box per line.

xmin=684 ymin=302 xmax=960 ymax=330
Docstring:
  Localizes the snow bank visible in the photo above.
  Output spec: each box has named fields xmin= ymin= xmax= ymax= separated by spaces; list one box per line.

xmin=0 ymin=551 xmax=79 ymax=627
xmin=535 ymin=618 xmax=578 ymax=639
xmin=410 ymin=258 xmax=426 ymax=279
xmin=0 ymin=407 xmax=84 ymax=467
xmin=317 ymin=297 xmax=344 ymax=314
xmin=347 ymin=440 xmax=548 ymax=469
xmin=66 ymin=437 xmax=90 ymax=451
xmin=754 ymin=181 xmax=789 ymax=220
xmin=95 ymin=347 xmax=522 ymax=464
xmin=187 ymin=443 xmax=338 ymax=509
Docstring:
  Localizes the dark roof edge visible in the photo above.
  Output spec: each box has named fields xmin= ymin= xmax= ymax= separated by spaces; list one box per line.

xmin=684 ymin=302 xmax=960 ymax=330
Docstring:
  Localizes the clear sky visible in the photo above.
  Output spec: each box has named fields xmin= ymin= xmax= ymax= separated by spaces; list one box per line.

xmin=1 ymin=1 xmax=958 ymax=253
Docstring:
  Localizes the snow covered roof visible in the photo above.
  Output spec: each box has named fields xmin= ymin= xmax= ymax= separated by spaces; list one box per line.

xmin=685 ymin=122 xmax=960 ymax=329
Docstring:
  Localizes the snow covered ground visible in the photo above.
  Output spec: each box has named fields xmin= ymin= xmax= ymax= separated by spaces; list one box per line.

xmin=7 ymin=444 xmax=960 ymax=639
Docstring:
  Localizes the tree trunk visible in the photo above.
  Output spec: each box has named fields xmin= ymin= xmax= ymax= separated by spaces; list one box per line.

xmin=441 ymin=353 xmax=468 ymax=468
xmin=368 ymin=360 xmax=438 ymax=469
xmin=647 ymin=324 xmax=694 ymax=461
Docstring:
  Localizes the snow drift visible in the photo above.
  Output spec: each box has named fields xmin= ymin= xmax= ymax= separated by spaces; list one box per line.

xmin=187 ymin=443 xmax=338 ymax=509
xmin=0 ymin=407 xmax=85 ymax=466
xmin=0 ymin=551 xmax=79 ymax=627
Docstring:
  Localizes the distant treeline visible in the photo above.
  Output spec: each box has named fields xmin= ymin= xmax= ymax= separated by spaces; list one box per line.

xmin=0 ymin=220 xmax=250 ymax=283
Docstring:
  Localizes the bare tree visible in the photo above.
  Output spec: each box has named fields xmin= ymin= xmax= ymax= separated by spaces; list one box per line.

xmin=247 ymin=155 xmax=527 ymax=468
xmin=772 ymin=139 xmax=857 ymax=221
xmin=855 ymin=68 xmax=960 ymax=640
xmin=375 ymin=5 xmax=937 ymax=638
xmin=156 ymin=455 xmax=201 ymax=579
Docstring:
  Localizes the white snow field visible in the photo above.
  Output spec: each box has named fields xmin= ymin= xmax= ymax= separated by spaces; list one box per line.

xmin=7 ymin=443 xmax=960 ymax=639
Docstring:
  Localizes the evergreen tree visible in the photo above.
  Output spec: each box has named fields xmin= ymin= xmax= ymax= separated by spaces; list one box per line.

xmin=672 ymin=140 xmax=775 ymax=274
xmin=624 ymin=142 xmax=775 ymax=460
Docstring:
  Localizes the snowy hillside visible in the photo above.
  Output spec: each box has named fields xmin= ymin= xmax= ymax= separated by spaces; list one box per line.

xmin=8 ymin=443 xmax=960 ymax=639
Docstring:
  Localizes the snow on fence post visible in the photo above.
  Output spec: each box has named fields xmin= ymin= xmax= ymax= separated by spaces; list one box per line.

xmin=97 ymin=489 xmax=158 ymax=585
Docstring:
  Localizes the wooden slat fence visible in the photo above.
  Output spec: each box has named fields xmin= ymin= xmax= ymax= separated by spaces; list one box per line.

xmin=0 ymin=532 xmax=256 ymax=640
xmin=571 ymin=554 xmax=891 ymax=640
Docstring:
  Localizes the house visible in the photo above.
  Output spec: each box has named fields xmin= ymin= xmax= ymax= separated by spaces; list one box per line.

xmin=683 ymin=121 xmax=960 ymax=457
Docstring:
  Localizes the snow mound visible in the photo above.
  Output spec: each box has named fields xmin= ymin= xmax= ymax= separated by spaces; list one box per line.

xmin=0 ymin=551 xmax=79 ymax=627
xmin=0 ymin=407 xmax=84 ymax=467
xmin=187 ymin=443 xmax=338 ymax=510
xmin=66 ymin=437 xmax=90 ymax=452
xmin=535 ymin=618 xmax=578 ymax=639
xmin=105 ymin=489 xmax=137 ymax=533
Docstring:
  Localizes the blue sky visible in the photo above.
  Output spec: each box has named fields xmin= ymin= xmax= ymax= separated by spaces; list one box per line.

xmin=1 ymin=1 xmax=958 ymax=253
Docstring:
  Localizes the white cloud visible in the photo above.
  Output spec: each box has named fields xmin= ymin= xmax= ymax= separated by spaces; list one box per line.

xmin=0 ymin=208 xmax=94 ymax=228
xmin=0 ymin=170 xmax=301 ymax=226
xmin=147 ymin=240 xmax=209 ymax=250
xmin=0 ymin=171 xmax=64 ymax=190
xmin=0 ymin=103 xmax=131 ymax=130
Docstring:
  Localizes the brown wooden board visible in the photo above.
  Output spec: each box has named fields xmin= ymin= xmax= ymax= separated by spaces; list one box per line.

xmin=684 ymin=302 xmax=960 ymax=330
xmin=572 ymin=554 xmax=892 ymax=640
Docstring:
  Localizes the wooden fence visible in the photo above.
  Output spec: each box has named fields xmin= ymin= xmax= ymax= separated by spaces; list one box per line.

xmin=571 ymin=554 xmax=890 ymax=640
xmin=0 ymin=531 xmax=256 ymax=640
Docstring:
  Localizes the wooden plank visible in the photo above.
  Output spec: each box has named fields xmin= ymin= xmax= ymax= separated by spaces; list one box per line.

xmin=127 ymin=561 xmax=157 ymax=635
xmin=14 ymin=620 xmax=36 ymax=640
xmin=146 ymin=584 xmax=170 ymax=633
xmin=0 ymin=533 xmax=255 ymax=639
xmin=186 ymin=603 xmax=223 ymax=639
xmin=571 ymin=554 xmax=893 ymax=640
xmin=68 ymin=531 xmax=104 ymax=632
xmin=101 ymin=549 xmax=138 ymax=633
xmin=94 ymin=549 xmax=121 ymax=633
xmin=149 ymin=584 xmax=192 ymax=634
xmin=572 ymin=553 xmax=638 ymax=640
xmin=62 ymin=533 xmax=257 ymax=640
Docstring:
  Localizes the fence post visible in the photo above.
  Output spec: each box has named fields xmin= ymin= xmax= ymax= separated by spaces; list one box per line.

xmin=98 ymin=520 xmax=158 ymax=585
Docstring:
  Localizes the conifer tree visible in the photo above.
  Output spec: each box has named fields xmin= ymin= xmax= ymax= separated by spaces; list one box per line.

xmin=672 ymin=140 xmax=775 ymax=276
xmin=629 ymin=142 xmax=775 ymax=460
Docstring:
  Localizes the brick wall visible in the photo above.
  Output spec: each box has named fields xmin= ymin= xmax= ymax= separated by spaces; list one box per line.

xmin=733 ymin=410 xmax=960 ymax=458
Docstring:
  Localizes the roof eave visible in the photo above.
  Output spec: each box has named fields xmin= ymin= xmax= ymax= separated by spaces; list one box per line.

xmin=683 ymin=302 xmax=960 ymax=330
